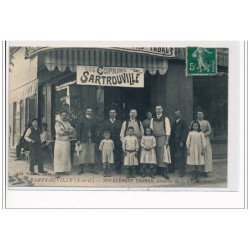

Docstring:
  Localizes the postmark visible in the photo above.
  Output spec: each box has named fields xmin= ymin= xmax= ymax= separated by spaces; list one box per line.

xmin=186 ymin=47 xmax=217 ymax=76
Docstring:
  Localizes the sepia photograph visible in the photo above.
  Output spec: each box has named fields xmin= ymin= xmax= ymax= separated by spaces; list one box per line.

xmin=7 ymin=43 xmax=230 ymax=188
xmin=0 ymin=2 xmax=249 ymax=250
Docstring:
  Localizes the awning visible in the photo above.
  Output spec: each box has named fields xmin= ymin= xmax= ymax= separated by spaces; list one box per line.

xmin=43 ymin=48 xmax=169 ymax=75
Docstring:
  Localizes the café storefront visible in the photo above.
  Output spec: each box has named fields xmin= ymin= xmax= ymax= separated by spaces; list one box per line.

xmin=36 ymin=47 xmax=191 ymax=127
xmin=10 ymin=46 xmax=228 ymax=157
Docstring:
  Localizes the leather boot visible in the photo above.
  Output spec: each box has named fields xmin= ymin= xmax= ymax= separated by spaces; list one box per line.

xmin=191 ymin=167 xmax=198 ymax=180
xmin=78 ymin=165 xmax=83 ymax=175
xmin=107 ymin=165 xmax=111 ymax=177
xmin=116 ymin=162 xmax=122 ymax=174
xmin=162 ymin=168 xmax=169 ymax=180
xmin=179 ymin=167 xmax=185 ymax=177
xmin=127 ymin=167 xmax=131 ymax=178
xmin=142 ymin=166 xmax=146 ymax=178
xmin=135 ymin=165 xmax=141 ymax=175
xmin=150 ymin=167 xmax=155 ymax=178
xmin=195 ymin=168 xmax=199 ymax=180
xmin=155 ymin=166 xmax=161 ymax=175
xmin=92 ymin=164 xmax=98 ymax=174
xmin=103 ymin=165 xmax=108 ymax=177
xmin=131 ymin=166 xmax=136 ymax=178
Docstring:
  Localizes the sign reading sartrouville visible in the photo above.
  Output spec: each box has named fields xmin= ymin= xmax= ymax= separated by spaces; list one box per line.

xmin=77 ymin=66 xmax=144 ymax=88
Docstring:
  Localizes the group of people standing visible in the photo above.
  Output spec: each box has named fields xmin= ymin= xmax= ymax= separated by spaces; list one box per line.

xmin=23 ymin=104 xmax=213 ymax=180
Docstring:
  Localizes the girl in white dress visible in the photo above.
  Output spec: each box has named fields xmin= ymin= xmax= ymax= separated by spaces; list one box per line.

xmin=186 ymin=120 xmax=206 ymax=180
xmin=140 ymin=127 xmax=157 ymax=178
xmin=99 ymin=130 xmax=114 ymax=177
xmin=122 ymin=127 xmax=139 ymax=178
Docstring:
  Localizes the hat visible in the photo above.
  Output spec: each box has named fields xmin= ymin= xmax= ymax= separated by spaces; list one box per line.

xmin=30 ymin=118 xmax=39 ymax=122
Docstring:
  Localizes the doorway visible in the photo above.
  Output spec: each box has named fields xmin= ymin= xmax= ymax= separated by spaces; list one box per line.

xmin=104 ymin=72 xmax=156 ymax=121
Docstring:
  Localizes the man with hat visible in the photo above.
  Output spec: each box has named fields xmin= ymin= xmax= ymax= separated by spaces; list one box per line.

xmin=76 ymin=108 xmax=98 ymax=174
xmin=120 ymin=109 xmax=144 ymax=174
xmin=24 ymin=118 xmax=47 ymax=175
xmin=100 ymin=109 xmax=123 ymax=174
xmin=150 ymin=105 xmax=171 ymax=179
xmin=170 ymin=110 xmax=188 ymax=177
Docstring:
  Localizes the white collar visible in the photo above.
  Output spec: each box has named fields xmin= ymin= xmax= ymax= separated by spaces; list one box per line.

xmin=110 ymin=118 xmax=116 ymax=123
xmin=130 ymin=118 xmax=136 ymax=122
xmin=157 ymin=114 xmax=162 ymax=118
xmin=86 ymin=115 xmax=91 ymax=119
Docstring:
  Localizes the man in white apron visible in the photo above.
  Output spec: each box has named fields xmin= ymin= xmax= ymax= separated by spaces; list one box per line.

xmin=150 ymin=105 xmax=171 ymax=179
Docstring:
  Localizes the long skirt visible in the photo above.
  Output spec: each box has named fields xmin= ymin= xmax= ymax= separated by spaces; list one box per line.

xmin=155 ymin=136 xmax=171 ymax=167
xmin=54 ymin=140 xmax=71 ymax=173
xmin=140 ymin=148 xmax=157 ymax=164
xmin=124 ymin=152 xmax=139 ymax=166
xmin=78 ymin=142 xmax=95 ymax=164
xmin=203 ymin=136 xmax=212 ymax=173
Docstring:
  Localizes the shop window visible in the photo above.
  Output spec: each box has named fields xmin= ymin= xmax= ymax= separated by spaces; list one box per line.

xmin=25 ymin=95 xmax=37 ymax=123
xmin=20 ymin=100 xmax=24 ymax=135
xmin=12 ymin=102 xmax=17 ymax=145
xmin=193 ymin=74 xmax=228 ymax=138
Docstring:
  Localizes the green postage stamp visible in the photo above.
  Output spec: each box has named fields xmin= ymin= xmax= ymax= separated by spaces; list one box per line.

xmin=186 ymin=47 xmax=217 ymax=76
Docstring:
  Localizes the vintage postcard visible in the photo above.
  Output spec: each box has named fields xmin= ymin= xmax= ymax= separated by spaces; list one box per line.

xmin=7 ymin=42 xmax=232 ymax=189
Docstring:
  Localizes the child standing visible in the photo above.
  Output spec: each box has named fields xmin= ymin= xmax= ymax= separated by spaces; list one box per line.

xmin=99 ymin=130 xmax=114 ymax=177
xmin=186 ymin=120 xmax=206 ymax=180
xmin=122 ymin=126 xmax=139 ymax=178
xmin=40 ymin=123 xmax=52 ymax=162
xmin=140 ymin=127 xmax=157 ymax=178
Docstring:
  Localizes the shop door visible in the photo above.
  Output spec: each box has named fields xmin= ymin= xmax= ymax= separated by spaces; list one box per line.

xmin=104 ymin=72 xmax=156 ymax=121
xmin=25 ymin=95 xmax=37 ymax=123
xmin=104 ymin=85 xmax=152 ymax=121
xmin=120 ymin=87 xmax=151 ymax=121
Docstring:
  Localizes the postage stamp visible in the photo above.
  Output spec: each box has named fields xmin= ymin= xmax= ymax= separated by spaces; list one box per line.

xmin=186 ymin=47 xmax=217 ymax=76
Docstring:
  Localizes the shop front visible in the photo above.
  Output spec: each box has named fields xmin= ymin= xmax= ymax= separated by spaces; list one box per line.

xmin=37 ymin=48 xmax=179 ymax=132
xmin=25 ymin=47 xmax=228 ymax=158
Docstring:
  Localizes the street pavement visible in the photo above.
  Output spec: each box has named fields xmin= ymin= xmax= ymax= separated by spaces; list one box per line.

xmin=7 ymin=149 xmax=227 ymax=188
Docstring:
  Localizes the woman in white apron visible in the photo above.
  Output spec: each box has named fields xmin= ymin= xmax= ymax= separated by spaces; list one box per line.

xmin=54 ymin=111 xmax=75 ymax=178
xmin=196 ymin=110 xmax=213 ymax=176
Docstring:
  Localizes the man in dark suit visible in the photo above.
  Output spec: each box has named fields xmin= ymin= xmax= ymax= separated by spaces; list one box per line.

xmin=76 ymin=108 xmax=98 ymax=174
xmin=24 ymin=118 xmax=47 ymax=175
xmin=170 ymin=110 xmax=188 ymax=177
xmin=101 ymin=109 xmax=123 ymax=173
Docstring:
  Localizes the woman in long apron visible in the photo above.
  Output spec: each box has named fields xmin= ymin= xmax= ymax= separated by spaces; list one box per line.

xmin=196 ymin=110 xmax=213 ymax=176
xmin=54 ymin=111 xmax=75 ymax=178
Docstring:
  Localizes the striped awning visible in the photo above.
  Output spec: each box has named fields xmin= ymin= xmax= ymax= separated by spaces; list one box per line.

xmin=43 ymin=48 xmax=169 ymax=75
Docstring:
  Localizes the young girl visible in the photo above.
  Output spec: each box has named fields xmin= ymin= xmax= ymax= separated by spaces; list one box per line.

xmin=122 ymin=126 xmax=139 ymax=178
xmin=186 ymin=120 xmax=206 ymax=180
xmin=99 ymin=130 xmax=114 ymax=177
xmin=140 ymin=127 xmax=157 ymax=178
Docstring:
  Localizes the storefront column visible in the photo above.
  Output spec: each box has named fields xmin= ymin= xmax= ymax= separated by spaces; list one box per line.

xmin=165 ymin=61 xmax=193 ymax=125
xmin=44 ymin=84 xmax=52 ymax=134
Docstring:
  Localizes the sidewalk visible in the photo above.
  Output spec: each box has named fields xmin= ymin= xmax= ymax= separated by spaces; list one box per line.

xmin=7 ymin=149 xmax=227 ymax=188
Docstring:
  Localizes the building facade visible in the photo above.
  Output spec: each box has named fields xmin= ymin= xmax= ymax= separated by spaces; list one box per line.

xmin=9 ymin=46 xmax=228 ymax=157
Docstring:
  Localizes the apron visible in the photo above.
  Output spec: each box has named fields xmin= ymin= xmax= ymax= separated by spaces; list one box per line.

xmin=153 ymin=119 xmax=171 ymax=167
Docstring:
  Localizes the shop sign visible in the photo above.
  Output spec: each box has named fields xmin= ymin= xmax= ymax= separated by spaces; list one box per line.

xmin=77 ymin=66 xmax=144 ymax=88
xmin=112 ymin=47 xmax=175 ymax=57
